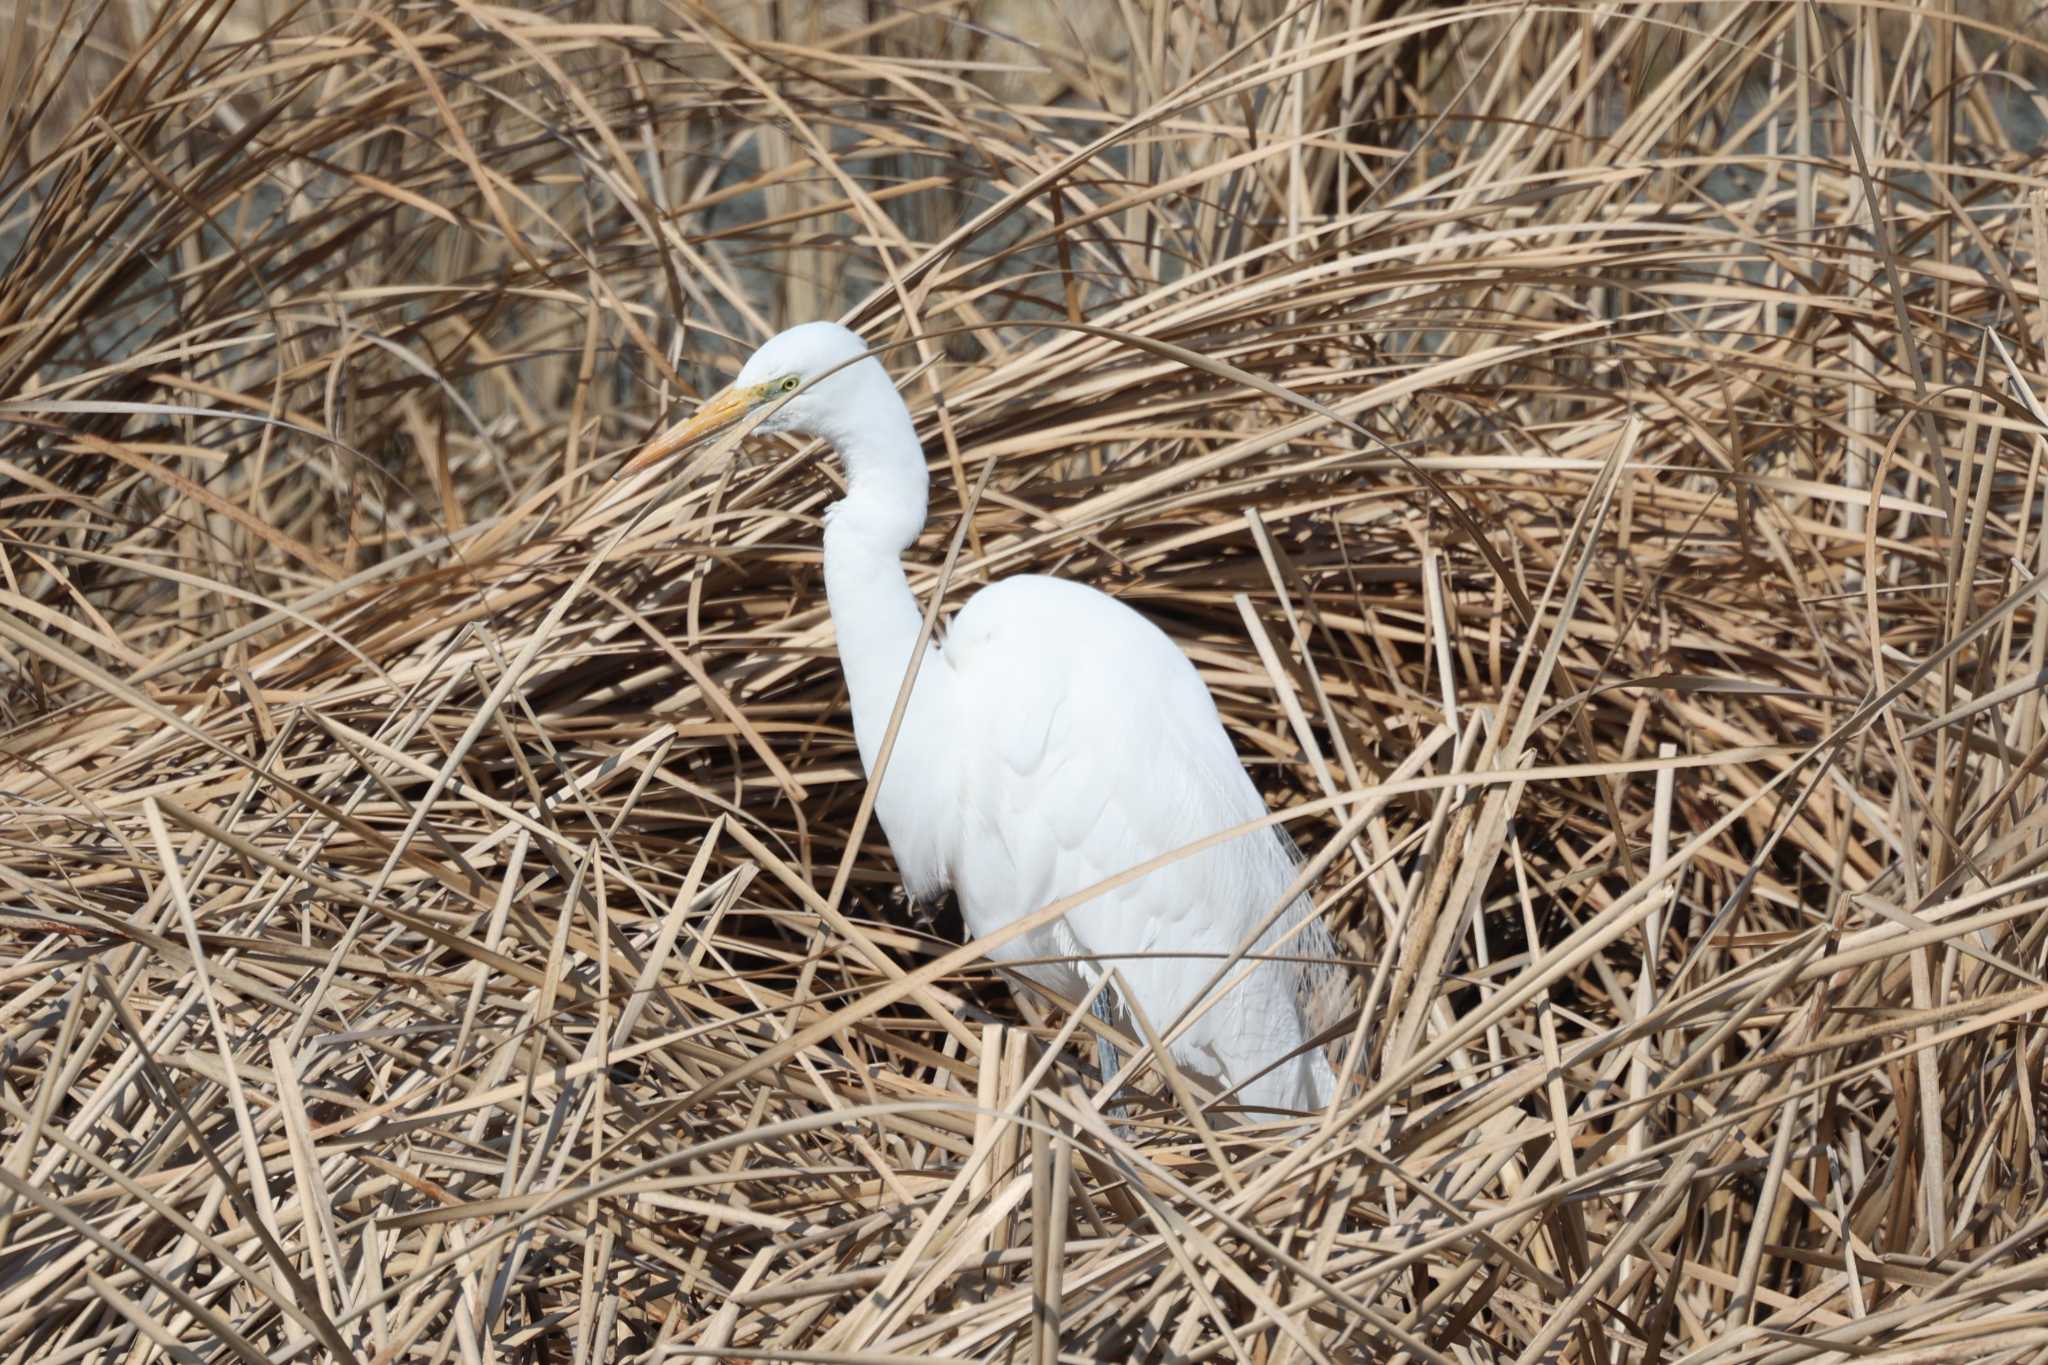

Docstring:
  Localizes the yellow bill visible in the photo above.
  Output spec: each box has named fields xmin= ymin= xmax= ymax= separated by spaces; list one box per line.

xmin=618 ymin=383 xmax=763 ymax=479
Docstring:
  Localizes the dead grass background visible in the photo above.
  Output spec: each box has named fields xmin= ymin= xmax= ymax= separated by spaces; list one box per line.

xmin=4 ymin=0 xmax=2048 ymax=1360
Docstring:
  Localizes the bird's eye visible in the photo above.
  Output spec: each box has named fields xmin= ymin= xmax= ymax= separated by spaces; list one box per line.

xmin=779 ymin=376 xmax=800 ymax=393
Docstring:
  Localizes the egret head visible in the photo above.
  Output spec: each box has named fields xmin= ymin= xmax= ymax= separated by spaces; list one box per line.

xmin=621 ymin=322 xmax=880 ymax=478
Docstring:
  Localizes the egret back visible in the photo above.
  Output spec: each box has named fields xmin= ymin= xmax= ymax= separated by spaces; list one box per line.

xmin=902 ymin=574 xmax=1334 ymax=1113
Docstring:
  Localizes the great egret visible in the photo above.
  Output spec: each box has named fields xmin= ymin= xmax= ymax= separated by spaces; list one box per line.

xmin=625 ymin=322 xmax=1338 ymax=1115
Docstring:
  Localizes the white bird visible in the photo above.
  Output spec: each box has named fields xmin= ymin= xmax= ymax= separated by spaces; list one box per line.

xmin=625 ymin=322 xmax=1338 ymax=1115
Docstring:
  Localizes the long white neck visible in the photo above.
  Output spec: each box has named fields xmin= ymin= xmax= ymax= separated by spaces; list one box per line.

xmin=815 ymin=361 xmax=936 ymax=779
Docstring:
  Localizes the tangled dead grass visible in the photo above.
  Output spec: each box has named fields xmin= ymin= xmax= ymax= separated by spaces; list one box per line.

xmin=5 ymin=0 xmax=2048 ymax=1360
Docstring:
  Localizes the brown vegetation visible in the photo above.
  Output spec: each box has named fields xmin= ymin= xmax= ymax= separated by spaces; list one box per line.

xmin=3 ymin=1 xmax=2047 ymax=1360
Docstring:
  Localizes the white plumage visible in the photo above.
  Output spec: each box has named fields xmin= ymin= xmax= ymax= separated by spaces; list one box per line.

xmin=626 ymin=322 xmax=1337 ymax=1115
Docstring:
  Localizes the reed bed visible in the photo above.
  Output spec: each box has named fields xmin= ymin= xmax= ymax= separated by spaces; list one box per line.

xmin=4 ymin=0 xmax=2048 ymax=1359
